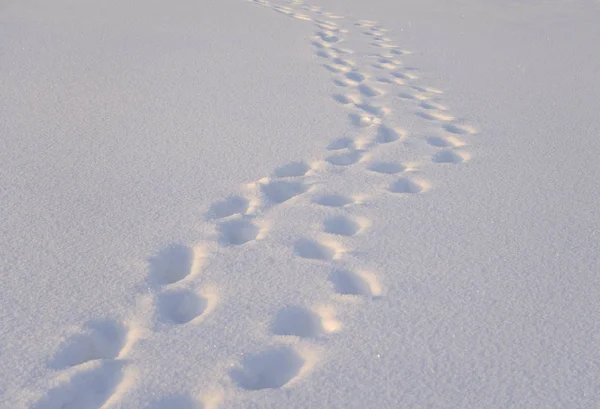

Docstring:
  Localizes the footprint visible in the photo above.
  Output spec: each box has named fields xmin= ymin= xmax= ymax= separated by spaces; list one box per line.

xmin=388 ymin=178 xmax=429 ymax=194
xmin=218 ymin=219 xmax=262 ymax=246
xmin=432 ymin=149 xmax=470 ymax=164
xmin=316 ymin=31 xmax=342 ymax=44
xmin=333 ymin=93 xmax=360 ymax=105
xmin=420 ymin=100 xmax=448 ymax=111
xmin=326 ymin=150 xmax=366 ymax=166
xmin=367 ymin=161 xmax=406 ymax=174
xmin=345 ymin=71 xmax=368 ymax=83
xmin=416 ymin=110 xmax=454 ymax=121
xmin=316 ymin=49 xmax=332 ymax=58
xmin=230 ymin=346 xmax=310 ymax=390
xmin=425 ymin=135 xmax=465 ymax=148
xmin=391 ymin=71 xmax=418 ymax=80
xmin=48 ymin=320 xmax=128 ymax=369
xmin=398 ymin=91 xmax=427 ymax=100
xmin=273 ymin=161 xmax=311 ymax=178
xmin=312 ymin=193 xmax=354 ymax=207
xmin=295 ymin=239 xmax=343 ymax=261
xmin=206 ymin=196 xmax=249 ymax=220
xmin=356 ymin=102 xmax=390 ymax=116
xmin=148 ymin=244 xmax=195 ymax=285
xmin=413 ymin=86 xmax=443 ymax=94
xmin=324 ymin=63 xmax=351 ymax=74
xmin=443 ymin=123 xmax=477 ymax=135
xmin=327 ymin=137 xmax=355 ymax=151
xmin=271 ymin=306 xmax=340 ymax=338
xmin=157 ymin=288 xmax=213 ymax=325
xmin=357 ymin=84 xmax=384 ymax=97
xmin=261 ymin=180 xmax=310 ymax=204
xmin=323 ymin=215 xmax=367 ymax=236
xmin=376 ymin=125 xmax=405 ymax=143
xmin=349 ymin=112 xmax=381 ymax=128
xmin=145 ymin=395 xmax=204 ymax=409
xmin=332 ymin=57 xmax=355 ymax=67
xmin=330 ymin=269 xmax=382 ymax=298
xmin=32 ymin=360 xmax=127 ymax=409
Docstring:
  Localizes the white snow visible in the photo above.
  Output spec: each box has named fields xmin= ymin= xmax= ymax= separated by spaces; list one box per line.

xmin=1 ymin=0 xmax=599 ymax=408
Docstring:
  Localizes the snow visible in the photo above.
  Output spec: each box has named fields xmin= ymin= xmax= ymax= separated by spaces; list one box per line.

xmin=1 ymin=0 xmax=599 ymax=408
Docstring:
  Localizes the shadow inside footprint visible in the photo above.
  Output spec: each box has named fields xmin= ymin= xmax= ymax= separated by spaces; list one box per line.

xmin=145 ymin=395 xmax=203 ymax=409
xmin=295 ymin=239 xmax=336 ymax=260
xmin=330 ymin=269 xmax=380 ymax=297
xmin=48 ymin=319 xmax=127 ymax=369
xmin=433 ymin=150 xmax=468 ymax=164
xmin=327 ymin=137 xmax=354 ymax=151
xmin=312 ymin=193 xmax=353 ymax=207
xmin=261 ymin=180 xmax=309 ymax=204
xmin=273 ymin=162 xmax=311 ymax=178
xmin=272 ymin=306 xmax=323 ymax=338
xmin=218 ymin=219 xmax=260 ymax=246
xmin=148 ymin=244 xmax=194 ymax=285
xmin=32 ymin=360 xmax=125 ymax=409
xmin=376 ymin=125 xmax=403 ymax=143
xmin=206 ymin=196 xmax=249 ymax=220
xmin=158 ymin=289 xmax=207 ymax=324
xmin=323 ymin=215 xmax=361 ymax=236
xmin=389 ymin=178 xmax=426 ymax=194
xmin=326 ymin=150 xmax=364 ymax=166
xmin=367 ymin=162 xmax=405 ymax=174
xmin=230 ymin=346 xmax=305 ymax=390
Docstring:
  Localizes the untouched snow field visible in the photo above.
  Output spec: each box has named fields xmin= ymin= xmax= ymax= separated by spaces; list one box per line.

xmin=1 ymin=0 xmax=599 ymax=408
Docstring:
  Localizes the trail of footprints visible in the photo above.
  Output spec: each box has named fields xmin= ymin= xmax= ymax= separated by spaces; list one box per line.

xmin=32 ymin=0 xmax=476 ymax=407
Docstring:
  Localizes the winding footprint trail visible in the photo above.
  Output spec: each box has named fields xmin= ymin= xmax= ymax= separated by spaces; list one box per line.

xmin=30 ymin=0 xmax=477 ymax=407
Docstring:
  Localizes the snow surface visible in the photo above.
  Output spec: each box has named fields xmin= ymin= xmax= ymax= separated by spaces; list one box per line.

xmin=1 ymin=0 xmax=599 ymax=408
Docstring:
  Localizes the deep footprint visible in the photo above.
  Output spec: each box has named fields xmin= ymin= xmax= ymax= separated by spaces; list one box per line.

xmin=230 ymin=346 xmax=307 ymax=390
xmin=330 ymin=269 xmax=382 ymax=298
xmin=389 ymin=178 xmax=428 ymax=194
xmin=32 ymin=360 xmax=126 ymax=409
xmin=157 ymin=288 xmax=208 ymax=325
xmin=148 ymin=244 xmax=195 ymax=285
xmin=295 ymin=239 xmax=341 ymax=260
xmin=323 ymin=215 xmax=363 ymax=236
xmin=218 ymin=219 xmax=261 ymax=246
xmin=261 ymin=180 xmax=309 ymax=204
xmin=48 ymin=319 xmax=128 ymax=369
xmin=206 ymin=196 xmax=249 ymax=220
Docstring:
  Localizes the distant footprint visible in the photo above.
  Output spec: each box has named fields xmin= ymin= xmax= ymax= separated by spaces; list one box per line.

xmin=230 ymin=346 xmax=311 ymax=390
xmin=425 ymin=135 xmax=465 ymax=148
xmin=416 ymin=110 xmax=454 ymax=121
xmin=273 ymin=161 xmax=311 ymax=178
xmin=443 ymin=123 xmax=477 ymax=135
xmin=260 ymin=179 xmax=310 ymax=204
xmin=330 ymin=269 xmax=382 ymax=298
xmin=295 ymin=238 xmax=343 ymax=261
xmin=388 ymin=178 xmax=429 ymax=194
xmin=32 ymin=360 xmax=127 ymax=409
xmin=432 ymin=149 xmax=470 ymax=164
xmin=367 ymin=161 xmax=406 ymax=174
xmin=145 ymin=395 xmax=204 ymax=409
xmin=312 ymin=193 xmax=355 ymax=207
xmin=271 ymin=305 xmax=340 ymax=338
xmin=218 ymin=219 xmax=262 ymax=246
xmin=148 ymin=244 xmax=200 ymax=285
xmin=326 ymin=150 xmax=366 ymax=166
xmin=323 ymin=215 xmax=367 ymax=236
xmin=345 ymin=71 xmax=368 ymax=83
xmin=206 ymin=196 xmax=249 ymax=220
xmin=376 ymin=125 xmax=405 ymax=143
xmin=48 ymin=320 xmax=128 ymax=369
xmin=327 ymin=137 xmax=355 ymax=151
xmin=157 ymin=288 xmax=215 ymax=325
xmin=357 ymin=84 xmax=384 ymax=97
